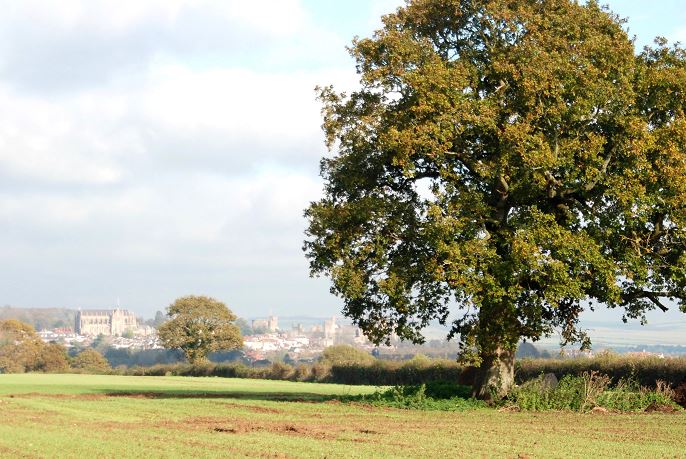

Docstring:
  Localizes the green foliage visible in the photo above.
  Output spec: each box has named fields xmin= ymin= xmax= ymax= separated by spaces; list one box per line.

xmin=0 ymin=319 xmax=71 ymax=374
xmin=328 ymin=358 xmax=463 ymax=385
xmin=157 ymin=296 xmax=243 ymax=364
xmin=517 ymin=353 xmax=686 ymax=387
xmin=119 ymin=357 xmax=464 ymax=386
xmin=342 ymin=381 xmax=484 ymax=411
xmin=509 ymin=372 xmax=681 ymax=412
xmin=320 ymin=344 xmax=376 ymax=366
xmin=0 ymin=319 xmax=42 ymax=373
xmin=304 ymin=0 xmax=686 ymax=398
xmin=36 ymin=342 xmax=70 ymax=373
xmin=596 ymin=379 xmax=678 ymax=411
xmin=71 ymin=349 xmax=111 ymax=373
xmin=0 ymin=319 xmax=68 ymax=374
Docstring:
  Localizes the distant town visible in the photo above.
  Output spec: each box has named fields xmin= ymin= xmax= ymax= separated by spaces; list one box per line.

xmin=2 ymin=305 xmax=683 ymax=364
xmin=41 ymin=308 xmax=382 ymax=359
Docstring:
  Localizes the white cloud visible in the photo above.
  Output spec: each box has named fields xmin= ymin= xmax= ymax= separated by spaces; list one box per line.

xmin=0 ymin=84 xmax=131 ymax=184
xmin=0 ymin=64 xmax=356 ymax=187
xmin=0 ymin=0 xmax=305 ymax=37
xmin=0 ymin=0 xmax=407 ymax=317
xmin=0 ymin=0 xmax=318 ymax=93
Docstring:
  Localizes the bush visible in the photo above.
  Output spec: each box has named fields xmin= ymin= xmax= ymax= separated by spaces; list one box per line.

xmin=329 ymin=359 xmax=462 ymax=385
xmin=0 ymin=320 xmax=45 ymax=373
xmin=510 ymin=372 xmax=610 ymax=411
xmin=118 ymin=357 xmax=466 ymax=386
xmin=71 ymin=349 xmax=111 ymax=373
xmin=268 ymin=362 xmax=293 ymax=380
xmin=310 ymin=362 xmax=331 ymax=381
xmin=341 ymin=381 xmax=484 ymax=411
xmin=320 ymin=345 xmax=376 ymax=366
xmin=516 ymin=353 xmax=686 ymax=387
xmin=36 ymin=343 xmax=70 ymax=373
xmin=293 ymin=364 xmax=312 ymax=382
xmin=596 ymin=379 xmax=677 ymax=411
xmin=509 ymin=372 xmax=682 ymax=412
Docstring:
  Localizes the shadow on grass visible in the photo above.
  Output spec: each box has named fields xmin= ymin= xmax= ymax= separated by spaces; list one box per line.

xmin=97 ymin=381 xmax=476 ymax=407
xmin=99 ymin=390 xmax=340 ymax=402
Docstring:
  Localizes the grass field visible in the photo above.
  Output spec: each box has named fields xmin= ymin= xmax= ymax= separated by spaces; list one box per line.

xmin=1 ymin=374 xmax=685 ymax=458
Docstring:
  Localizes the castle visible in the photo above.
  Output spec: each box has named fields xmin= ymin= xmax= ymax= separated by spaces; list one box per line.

xmin=251 ymin=315 xmax=278 ymax=332
xmin=75 ymin=308 xmax=137 ymax=336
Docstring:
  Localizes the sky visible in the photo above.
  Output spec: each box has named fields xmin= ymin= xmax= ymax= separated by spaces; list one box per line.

xmin=1 ymin=1 xmax=685 ymax=343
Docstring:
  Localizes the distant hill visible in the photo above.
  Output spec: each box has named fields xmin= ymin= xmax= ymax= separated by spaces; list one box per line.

xmin=0 ymin=306 xmax=76 ymax=331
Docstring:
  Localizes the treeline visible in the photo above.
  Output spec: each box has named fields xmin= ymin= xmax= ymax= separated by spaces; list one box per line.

xmin=0 ymin=320 xmax=110 ymax=374
xmin=0 ymin=307 xmax=75 ymax=331
xmin=118 ymin=350 xmax=686 ymax=388
xmin=119 ymin=357 xmax=464 ymax=386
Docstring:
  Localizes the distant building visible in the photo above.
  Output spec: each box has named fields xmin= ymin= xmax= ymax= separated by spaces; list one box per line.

xmin=75 ymin=308 xmax=137 ymax=336
xmin=267 ymin=315 xmax=278 ymax=332
xmin=324 ymin=316 xmax=337 ymax=339
xmin=252 ymin=319 xmax=269 ymax=331
xmin=252 ymin=316 xmax=279 ymax=332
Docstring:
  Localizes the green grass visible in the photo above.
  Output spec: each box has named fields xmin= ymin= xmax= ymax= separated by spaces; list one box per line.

xmin=0 ymin=373 xmax=376 ymax=399
xmin=1 ymin=373 xmax=685 ymax=458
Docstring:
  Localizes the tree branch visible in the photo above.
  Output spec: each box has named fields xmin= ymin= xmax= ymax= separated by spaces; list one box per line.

xmin=584 ymin=152 xmax=612 ymax=192
xmin=444 ymin=150 xmax=480 ymax=177
xmin=621 ymin=290 xmax=671 ymax=312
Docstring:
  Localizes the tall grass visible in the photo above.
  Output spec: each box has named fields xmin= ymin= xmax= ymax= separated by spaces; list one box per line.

xmin=516 ymin=353 xmax=686 ymax=387
xmin=509 ymin=372 xmax=681 ymax=412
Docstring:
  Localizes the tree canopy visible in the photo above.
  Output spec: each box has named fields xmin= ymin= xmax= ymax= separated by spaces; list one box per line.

xmin=157 ymin=296 xmax=243 ymax=364
xmin=0 ymin=319 xmax=69 ymax=373
xmin=71 ymin=348 xmax=111 ymax=373
xmin=320 ymin=344 xmax=376 ymax=366
xmin=304 ymin=0 xmax=686 ymax=398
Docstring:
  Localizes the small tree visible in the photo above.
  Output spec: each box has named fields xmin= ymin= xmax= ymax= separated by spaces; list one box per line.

xmin=36 ymin=343 xmax=70 ymax=373
xmin=320 ymin=345 xmax=376 ymax=366
xmin=0 ymin=319 xmax=44 ymax=373
xmin=70 ymin=348 xmax=111 ymax=373
xmin=157 ymin=296 xmax=243 ymax=364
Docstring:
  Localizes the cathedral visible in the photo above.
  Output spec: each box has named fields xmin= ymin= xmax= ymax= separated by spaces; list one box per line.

xmin=75 ymin=308 xmax=137 ymax=336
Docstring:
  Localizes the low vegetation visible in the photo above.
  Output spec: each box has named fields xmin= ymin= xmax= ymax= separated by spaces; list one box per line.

xmin=508 ymin=372 xmax=681 ymax=413
xmin=517 ymin=352 xmax=686 ymax=387
xmin=1 ymin=373 xmax=685 ymax=458
xmin=319 ymin=344 xmax=376 ymax=366
xmin=70 ymin=348 xmax=112 ymax=373
xmin=340 ymin=381 xmax=486 ymax=411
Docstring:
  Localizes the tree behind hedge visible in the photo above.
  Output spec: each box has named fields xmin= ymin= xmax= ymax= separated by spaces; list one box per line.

xmin=320 ymin=344 xmax=376 ymax=366
xmin=71 ymin=348 xmax=111 ymax=373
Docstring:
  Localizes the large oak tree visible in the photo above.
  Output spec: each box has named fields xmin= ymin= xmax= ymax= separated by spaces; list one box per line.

xmin=304 ymin=0 xmax=686 ymax=399
xmin=158 ymin=296 xmax=243 ymax=364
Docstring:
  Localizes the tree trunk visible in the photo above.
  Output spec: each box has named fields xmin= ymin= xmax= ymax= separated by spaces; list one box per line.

xmin=472 ymin=346 xmax=515 ymax=401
